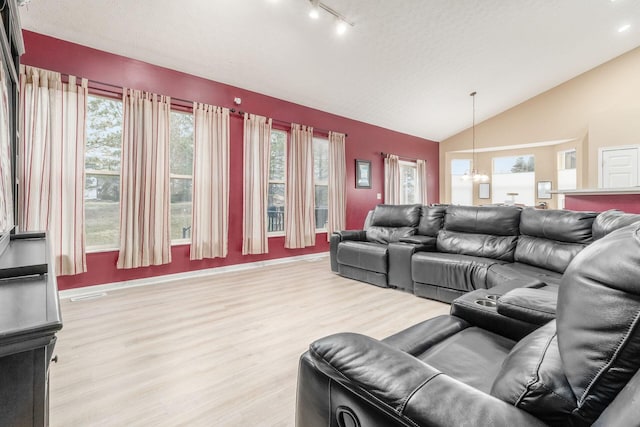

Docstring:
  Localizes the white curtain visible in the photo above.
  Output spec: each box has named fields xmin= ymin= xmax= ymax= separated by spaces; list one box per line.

xmin=19 ymin=66 xmax=88 ymax=276
xmin=191 ymin=103 xmax=230 ymax=260
xmin=384 ymin=154 xmax=400 ymax=204
xmin=242 ymin=113 xmax=272 ymax=255
xmin=0 ymin=64 xmax=12 ymax=232
xmin=285 ymin=123 xmax=315 ymax=248
xmin=416 ymin=159 xmax=429 ymax=204
xmin=117 ymin=89 xmax=171 ymax=269
xmin=327 ymin=131 xmax=346 ymax=239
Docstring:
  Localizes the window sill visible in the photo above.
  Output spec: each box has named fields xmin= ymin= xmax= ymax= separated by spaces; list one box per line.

xmin=171 ymin=239 xmax=190 ymax=246
xmin=86 ymin=246 xmax=119 ymax=254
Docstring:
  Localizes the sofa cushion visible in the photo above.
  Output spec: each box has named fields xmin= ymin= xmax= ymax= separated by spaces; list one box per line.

xmin=366 ymin=226 xmax=415 ymax=244
xmin=592 ymin=209 xmax=640 ymax=240
xmin=437 ymin=229 xmax=518 ymax=262
xmin=514 ymin=235 xmax=584 ymax=274
xmin=336 ymin=241 xmax=388 ymax=273
xmin=444 ymin=205 xmax=521 ymax=236
xmin=519 ymin=208 xmax=597 ymax=244
xmin=419 ymin=327 xmax=516 ymax=393
xmin=418 ymin=205 xmax=447 ymax=236
xmin=412 ymin=252 xmax=506 ymax=292
xmin=369 ymin=204 xmax=421 ymax=228
xmin=487 ymin=262 xmax=563 ymax=289
xmin=490 ymin=321 xmax=577 ymax=426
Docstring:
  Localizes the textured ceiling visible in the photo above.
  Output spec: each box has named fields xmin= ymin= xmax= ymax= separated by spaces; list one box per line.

xmin=19 ymin=0 xmax=640 ymax=141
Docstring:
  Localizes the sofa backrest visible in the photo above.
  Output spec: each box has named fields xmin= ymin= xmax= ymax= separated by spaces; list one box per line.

xmin=437 ymin=206 xmax=522 ymax=261
xmin=491 ymin=223 xmax=640 ymax=425
xmin=592 ymin=209 xmax=640 ymax=240
xmin=515 ymin=209 xmax=597 ymax=273
xmin=556 ymin=223 xmax=640 ymax=424
xmin=417 ymin=205 xmax=447 ymax=236
xmin=365 ymin=204 xmax=421 ymax=244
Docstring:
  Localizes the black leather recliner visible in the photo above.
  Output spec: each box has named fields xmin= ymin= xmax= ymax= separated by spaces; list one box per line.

xmin=330 ymin=204 xmax=422 ymax=287
xmin=296 ymin=223 xmax=640 ymax=426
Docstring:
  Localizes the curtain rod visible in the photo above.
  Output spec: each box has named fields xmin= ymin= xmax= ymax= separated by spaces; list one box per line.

xmin=232 ymin=110 xmax=347 ymax=137
xmin=380 ymin=152 xmax=419 ymax=162
xmin=61 ymin=73 xmax=348 ymax=137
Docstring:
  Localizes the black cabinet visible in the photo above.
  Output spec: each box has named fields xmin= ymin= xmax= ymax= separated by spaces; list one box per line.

xmin=0 ymin=233 xmax=62 ymax=427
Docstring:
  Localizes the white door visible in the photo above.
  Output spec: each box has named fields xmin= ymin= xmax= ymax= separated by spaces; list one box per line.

xmin=602 ymin=148 xmax=639 ymax=188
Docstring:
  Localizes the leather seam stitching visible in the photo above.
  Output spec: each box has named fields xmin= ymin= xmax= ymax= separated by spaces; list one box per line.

xmin=579 ymin=309 xmax=640 ymax=405
xmin=515 ymin=329 xmax=556 ymax=406
xmin=398 ymin=372 xmax=442 ymax=415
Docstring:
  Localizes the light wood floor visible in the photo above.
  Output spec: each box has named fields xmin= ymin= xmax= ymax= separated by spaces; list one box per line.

xmin=50 ymin=256 xmax=449 ymax=427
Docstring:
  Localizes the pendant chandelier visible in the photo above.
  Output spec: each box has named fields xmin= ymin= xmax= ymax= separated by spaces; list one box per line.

xmin=461 ymin=91 xmax=489 ymax=182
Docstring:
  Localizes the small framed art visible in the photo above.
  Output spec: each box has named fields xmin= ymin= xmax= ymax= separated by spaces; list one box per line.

xmin=478 ymin=183 xmax=490 ymax=199
xmin=355 ymin=159 xmax=371 ymax=188
xmin=537 ymin=181 xmax=552 ymax=199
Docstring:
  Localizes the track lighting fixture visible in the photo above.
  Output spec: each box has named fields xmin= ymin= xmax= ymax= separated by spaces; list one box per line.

xmin=306 ymin=0 xmax=354 ymax=35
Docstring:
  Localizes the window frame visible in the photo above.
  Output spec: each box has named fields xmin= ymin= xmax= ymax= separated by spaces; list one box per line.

xmin=313 ymin=137 xmax=329 ymax=232
xmin=450 ymin=158 xmax=473 ymax=205
xmin=398 ymin=160 xmax=418 ymax=205
xmin=168 ymin=109 xmax=195 ymax=245
xmin=84 ymin=93 xmax=124 ymax=253
xmin=267 ymin=129 xmax=287 ymax=237
xmin=491 ymin=154 xmax=536 ymax=206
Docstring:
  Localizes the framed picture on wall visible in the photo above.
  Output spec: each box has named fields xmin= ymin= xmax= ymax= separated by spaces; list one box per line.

xmin=537 ymin=181 xmax=552 ymax=199
xmin=355 ymin=159 xmax=371 ymax=188
xmin=478 ymin=183 xmax=490 ymax=199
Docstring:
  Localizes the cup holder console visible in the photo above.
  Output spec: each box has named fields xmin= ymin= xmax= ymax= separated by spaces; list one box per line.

xmin=486 ymin=294 xmax=500 ymax=301
xmin=474 ymin=299 xmax=497 ymax=308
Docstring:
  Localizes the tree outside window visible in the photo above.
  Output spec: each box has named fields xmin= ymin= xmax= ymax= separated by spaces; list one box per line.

xmin=85 ymin=95 xmax=123 ymax=249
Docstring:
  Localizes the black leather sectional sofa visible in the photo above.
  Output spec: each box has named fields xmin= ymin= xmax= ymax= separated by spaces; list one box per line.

xmin=297 ymin=221 xmax=640 ymax=427
xmin=331 ymin=204 xmax=640 ymax=303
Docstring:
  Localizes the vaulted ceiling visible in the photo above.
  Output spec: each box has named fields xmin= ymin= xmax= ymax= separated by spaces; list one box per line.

xmin=19 ymin=0 xmax=640 ymax=141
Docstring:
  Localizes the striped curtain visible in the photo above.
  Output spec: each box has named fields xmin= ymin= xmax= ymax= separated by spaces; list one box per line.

xmin=327 ymin=131 xmax=346 ymax=239
xmin=0 ymin=64 xmax=12 ymax=232
xmin=242 ymin=113 xmax=272 ymax=255
xmin=285 ymin=123 xmax=315 ymax=248
xmin=384 ymin=154 xmax=400 ymax=204
xmin=416 ymin=159 xmax=429 ymax=204
xmin=191 ymin=103 xmax=230 ymax=260
xmin=117 ymin=89 xmax=171 ymax=269
xmin=19 ymin=66 xmax=88 ymax=275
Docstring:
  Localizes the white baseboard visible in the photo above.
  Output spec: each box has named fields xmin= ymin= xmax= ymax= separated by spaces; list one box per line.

xmin=60 ymin=252 xmax=329 ymax=300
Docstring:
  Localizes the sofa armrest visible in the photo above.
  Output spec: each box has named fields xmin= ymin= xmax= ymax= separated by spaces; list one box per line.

xmin=334 ymin=230 xmax=367 ymax=241
xmin=450 ymin=290 xmax=540 ymax=341
xmin=398 ymin=234 xmax=437 ymax=249
xmin=309 ymin=333 xmax=547 ymax=427
xmin=497 ymin=288 xmax=557 ymax=325
xmin=387 ymin=241 xmax=433 ymax=291
xmin=330 ymin=230 xmax=367 ymax=272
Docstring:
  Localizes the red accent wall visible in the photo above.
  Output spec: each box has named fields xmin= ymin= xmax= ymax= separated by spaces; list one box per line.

xmin=21 ymin=31 xmax=440 ymax=290
xmin=565 ymin=194 xmax=640 ymax=214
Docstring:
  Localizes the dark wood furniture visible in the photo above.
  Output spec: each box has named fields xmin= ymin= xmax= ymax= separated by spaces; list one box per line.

xmin=0 ymin=232 xmax=62 ymax=427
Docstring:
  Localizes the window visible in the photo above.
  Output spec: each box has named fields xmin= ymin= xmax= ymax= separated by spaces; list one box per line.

xmin=169 ymin=111 xmax=194 ymax=242
xmin=451 ymin=159 xmax=473 ymax=205
xmin=399 ymin=161 xmax=417 ymax=204
xmin=492 ymin=155 xmax=535 ymax=206
xmin=268 ymin=130 xmax=286 ymax=234
xmin=84 ymin=95 xmax=123 ymax=249
xmin=313 ymin=137 xmax=329 ymax=230
xmin=557 ymin=149 xmax=577 ymax=209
